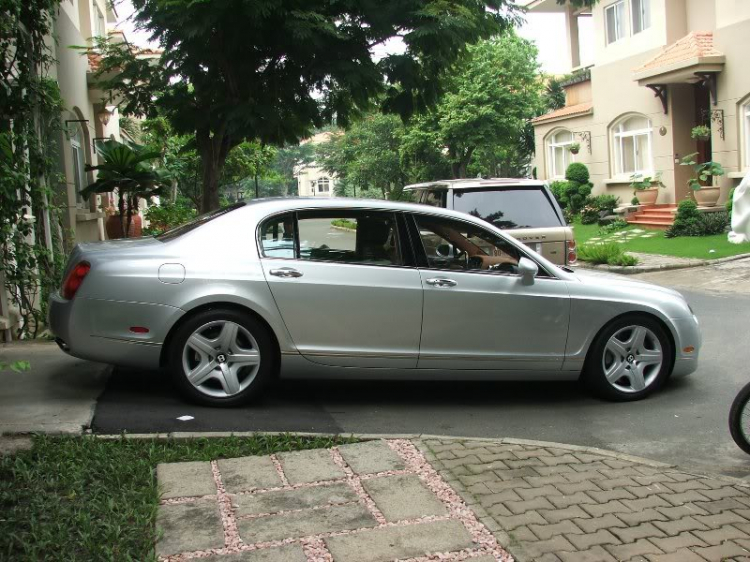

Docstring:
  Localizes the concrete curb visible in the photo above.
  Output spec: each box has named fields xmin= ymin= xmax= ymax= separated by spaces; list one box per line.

xmin=575 ymin=251 xmax=750 ymax=275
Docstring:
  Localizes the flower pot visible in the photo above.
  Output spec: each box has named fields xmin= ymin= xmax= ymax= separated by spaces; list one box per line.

xmin=693 ymin=186 xmax=721 ymax=207
xmin=636 ymin=188 xmax=659 ymax=206
xmin=570 ymin=148 xmax=580 ymax=155
xmin=106 ymin=214 xmax=142 ymax=239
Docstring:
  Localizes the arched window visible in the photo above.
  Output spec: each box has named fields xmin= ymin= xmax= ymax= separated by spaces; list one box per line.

xmin=69 ymin=121 xmax=88 ymax=207
xmin=612 ymin=115 xmax=653 ymax=177
xmin=547 ymin=129 xmax=574 ymax=179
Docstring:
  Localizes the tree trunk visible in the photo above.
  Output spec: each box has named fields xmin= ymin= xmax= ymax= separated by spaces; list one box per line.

xmin=197 ymin=127 xmax=232 ymax=213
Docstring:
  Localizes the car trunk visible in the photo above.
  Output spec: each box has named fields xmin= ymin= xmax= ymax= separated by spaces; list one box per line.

xmin=507 ymin=226 xmax=571 ymax=264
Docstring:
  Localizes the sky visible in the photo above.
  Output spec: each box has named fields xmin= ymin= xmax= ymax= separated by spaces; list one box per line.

xmin=113 ymin=0 xmax=592 ymax=76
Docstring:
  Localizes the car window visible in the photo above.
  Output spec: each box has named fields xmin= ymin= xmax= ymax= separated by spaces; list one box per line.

xmin=453 ymin=187 xmax=563 ymax=229
xmin=414 ymin=214 xmax=522 ymax=275
xmin=423 ymin=190 xmax=446 ymax=208
xmin=295 ymin=211 xmax=403 ymax=266
xmin=259 ymin=213 xmax=296 ymax=258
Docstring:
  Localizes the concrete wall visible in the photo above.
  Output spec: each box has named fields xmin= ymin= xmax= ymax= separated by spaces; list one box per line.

xmin=716 ymin=0 xmax=750 ymax=29
xmin=565 ymin=81 xmax=592 ymax=105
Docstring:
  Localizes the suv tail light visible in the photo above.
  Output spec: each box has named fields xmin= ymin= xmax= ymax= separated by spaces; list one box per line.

xmin=567 ymin=240 xmax=577 ymax=265
xmin=62 ymin=261 xmax=91 ymax=300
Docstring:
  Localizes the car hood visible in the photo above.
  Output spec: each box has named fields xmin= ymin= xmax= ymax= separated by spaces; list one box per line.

xmin=569 ymin=267 xmax=685 ymax=300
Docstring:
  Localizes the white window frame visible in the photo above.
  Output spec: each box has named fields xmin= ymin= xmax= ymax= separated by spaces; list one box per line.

xmin=93 ymin=2 xmax=106 ymax=38
xmin=631 ymin=0 xmax=651 ymax=34
xmin=70 ymin=136 xmax=88 ymax=208
xmin=743 ymin=100 xmax=750 ymax=171
xmin=547 ymin=130 xmax=574 ymax=179
xmin=317 ymin=177 xmax=330 ymax=193
xmin=605 ymin=0 xmax=627 ymax=45
xmin=612 ymin=116 xmax=653 ymax=178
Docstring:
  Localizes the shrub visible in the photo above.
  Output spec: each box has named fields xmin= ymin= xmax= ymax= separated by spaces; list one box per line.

xmin=549 ymin=180 xmax=568 ymax=208
xmin=565 ymin=162 xmax=590 ymax=184
xmin=549 ymin=179 xmax=591 ymax=214
xmin=727 ymin=187 xmax=735 ymax=217
xmin=580 ymin=206 xmax=600 ymax=225
xmin=143 ymin=201 xmax=197 ymax=235
xmin=331 ymin=218 xmax=357 ymax=230
xmin=588 ymin=194 xmax=620 ymax=215
xmin=578 ymin=242 xmax=638 ymax=266
xmin=599 ymin=219 xmax=629 ymax=234
xmin=665 ymin=200 xmax=730 ymax=237
xmin=631 ymin=196 xmax=640 ymax=205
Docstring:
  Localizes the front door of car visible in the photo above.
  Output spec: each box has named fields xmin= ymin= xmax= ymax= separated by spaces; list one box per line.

xmin=258 ymin=209 xmax=422 ymax=368
xmin=411 ymin=213 xmax=570 ymax=371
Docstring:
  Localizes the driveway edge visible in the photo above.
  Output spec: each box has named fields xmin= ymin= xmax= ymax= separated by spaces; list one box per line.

xmin=575 ymin=251 xmax=750 ymax=275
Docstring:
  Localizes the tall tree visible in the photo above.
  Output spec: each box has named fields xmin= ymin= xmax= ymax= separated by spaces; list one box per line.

xmin=92 ymin=0 xmax=518 ymax=212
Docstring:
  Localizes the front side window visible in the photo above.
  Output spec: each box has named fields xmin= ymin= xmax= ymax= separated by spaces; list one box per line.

xmin=414 ymin=215 xmax=522 ymax=275
xmin=632 ymin=0 xmax=651 ymax=34
xmin=605 ymin=0 xmax=626 ymax=45
xmin=613 ymin=115 xmax=652 ymax=177
xmin=547 ymin=130 xmax=573 ymax=179
xmin=453 ymin=188 xmax=563 ymax=230
xmin=260 ymin=211 xmax=402 ymax=266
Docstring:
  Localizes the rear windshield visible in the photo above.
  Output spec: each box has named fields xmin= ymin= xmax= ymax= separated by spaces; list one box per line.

xmin=156 ymin=203 xmax=244 ymax=241
xmin=453 ymin=188 xmax=563 ymax=229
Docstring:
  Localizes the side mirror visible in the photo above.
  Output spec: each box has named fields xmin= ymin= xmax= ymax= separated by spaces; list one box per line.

xmin=518 ymin=257 xmax=538 ymax=284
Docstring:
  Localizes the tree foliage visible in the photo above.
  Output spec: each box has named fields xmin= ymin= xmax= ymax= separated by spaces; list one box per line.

xmin=92 ymin=0 xmax=519 ymax=212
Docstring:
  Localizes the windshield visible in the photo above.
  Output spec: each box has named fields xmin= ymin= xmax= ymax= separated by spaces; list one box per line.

xmin=453 ymin=188 xmax=563 ymax=229
xmin=156 ymin=203 xmax=244 ymax=241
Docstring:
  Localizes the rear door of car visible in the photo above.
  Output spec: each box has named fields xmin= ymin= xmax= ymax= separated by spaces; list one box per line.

xmin=258 ymin=208 xmax=423 ymax=368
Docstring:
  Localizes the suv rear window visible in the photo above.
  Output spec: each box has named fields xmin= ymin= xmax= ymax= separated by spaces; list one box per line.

xmin=453 ymin=188 xmax=563 ymax=229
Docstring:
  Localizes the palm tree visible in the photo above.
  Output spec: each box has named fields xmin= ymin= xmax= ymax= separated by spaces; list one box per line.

xmin=82 ymin=140 xmax=170 ymax=238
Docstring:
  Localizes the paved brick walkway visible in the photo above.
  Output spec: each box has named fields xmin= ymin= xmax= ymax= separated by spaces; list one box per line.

xmin=419 ymin=438 xmax=750 ymax=562
xmin=155 ymin=439 xmax=509 ymax=561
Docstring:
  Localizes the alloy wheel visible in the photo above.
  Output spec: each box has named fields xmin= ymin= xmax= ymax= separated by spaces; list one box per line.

xmin=602 ymin=325 xmax=663 ymax=394
xmin=181 ymin=320 xmax=261 ymax=398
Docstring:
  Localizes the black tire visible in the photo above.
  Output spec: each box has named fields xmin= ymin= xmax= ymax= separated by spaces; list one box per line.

xmin=168 ymin=308 xmax=275 ymax=407
xmin=583 ymin=314 xmax=673 ymax=402
xmin=729 ymin=382 xmax=750 ymax=455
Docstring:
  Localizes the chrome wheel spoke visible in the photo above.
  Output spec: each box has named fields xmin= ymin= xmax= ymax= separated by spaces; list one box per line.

xmin=606 ymin=338 xmax=628 ymax=359
xmin=602 ymin=324 xmax=663 ymax=394
xmin=605 ymin=359 xmax=628 ymax=384
xmin=229 ymin=351 xmax=260 ymax=366
xmin=187 ymin=359 xmax=217 ymax=386
xmin=219 ymin=363 xmax=241 ymax=395
xmin=637 ymin=350 xmax=662 ymax=365
xmin=628 ymin=326 xmax=647 ymax=350
xmin=188 ymin=334 xmax=216 ymax=357
xmin=217 ymin=322 xmax=239 ymax=353
xmin=628 ymin=365 xmax=647 ymax=391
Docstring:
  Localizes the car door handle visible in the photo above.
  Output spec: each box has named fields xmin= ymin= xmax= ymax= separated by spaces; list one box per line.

xmin=269 ymin=267 xmax=303 ymax=278
xmin=425 ymin=278 xmax=457 ymax=288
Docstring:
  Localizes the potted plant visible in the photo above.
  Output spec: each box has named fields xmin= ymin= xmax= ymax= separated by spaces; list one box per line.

xmin=631 ymin=196 xmax=640 ymax=206
xmin=691 ymin=125 xmax=711 ymax=141
xmin=81 ymin=141 xmax=170 ymax=238
xmin=679 ymin=152 xmax=725 ymax=207
xmin=568 ymin=142 xmax=581 ymax=155
xmin=629 ymin=172 xmax=663 ymax=206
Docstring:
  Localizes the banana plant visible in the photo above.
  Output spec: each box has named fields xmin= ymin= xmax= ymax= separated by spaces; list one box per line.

xmin=82 ymin=140 xmax=170 ymax=237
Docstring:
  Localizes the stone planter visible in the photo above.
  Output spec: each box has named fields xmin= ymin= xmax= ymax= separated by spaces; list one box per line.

xmin=693 ymin=186 xmax=721 ymax=207
xmin=635 ymin=188 xmax=659 ymax=206
xmin=106 ymin=214 xmax=142 ymax=239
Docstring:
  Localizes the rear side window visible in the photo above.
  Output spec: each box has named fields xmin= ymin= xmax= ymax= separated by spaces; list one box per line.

xmin=453 ymin=188 xmax=563 ymax=229
xmin=422 ymin=190 xmax=446 ymax=208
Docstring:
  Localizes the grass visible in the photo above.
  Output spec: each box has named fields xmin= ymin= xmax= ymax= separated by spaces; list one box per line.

xmin=572 ymin=220 xmax=750 ymax=260
xmin=0 ymin=434 xmax=356 ymax=561
xmin=331 ymin=218 xmax=357 ymax=230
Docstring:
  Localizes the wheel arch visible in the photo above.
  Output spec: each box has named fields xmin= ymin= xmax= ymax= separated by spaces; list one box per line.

xmin=160 ymin=301 xmax=282 ymax=376
xmin=582 ymin=310 xmax=677 ymax=375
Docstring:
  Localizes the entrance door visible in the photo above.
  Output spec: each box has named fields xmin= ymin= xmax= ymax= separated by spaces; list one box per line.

xmin=694 ymin=82 xmax=712 ymax=176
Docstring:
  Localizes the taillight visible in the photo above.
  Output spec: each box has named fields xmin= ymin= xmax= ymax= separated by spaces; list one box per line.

xmin=567 ymin=240 xmax=577 ymax=265
xmin=62 ymin=261 xmax=91 ymax=300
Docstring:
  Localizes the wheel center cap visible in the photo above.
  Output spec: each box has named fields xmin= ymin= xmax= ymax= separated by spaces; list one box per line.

xmin=216 ymin=354 xmax=227 ymax=364
xmin=627 ymin=353 xmax=635 ymax=364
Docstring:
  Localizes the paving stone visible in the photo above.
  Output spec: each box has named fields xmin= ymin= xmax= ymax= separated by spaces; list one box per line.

xmin=338 ymin=441 xmax=405 ymax=474
xmin=277 ymin=449 xmax=345 ymax=484
xmin=528 ymin=520 xmax=583 ymax=540
xmin=524 ymin=535 xmax=577 ymax=558
xmin=617 ymin=508 xmax=668 ymax=525
xmin=549 ymin=491 xmax=598 ymax=509
xmin=540 ymin=505 xmax=592 ymax=523
xmin=155 ymin=499 xmax=224 ymax=557
xmin=233 ymin=482 xmax=358 ymax=516
xmin=611 ymin=522 xmax=665 ymax=543
xmin=218 ymin=456 xmax=282 ymax=493
xmin=203 ymin=545 xmax=307 ymax=562
xmin=693 ymin=541 xmax=750 ymax=560
xmin=650 ymin=531 xmax=706 ymax=551
xmin=605 ymin=538 xmax=662 ymax=560
xmin=157 ymin=461 xmax=216 ymax=499
xmin=492 ymin=511 xmax=547 ymax=530
xmin=567 ymin=529 xmax=620 ymax=550
xmin=652 ymin=516 xmax=708 ymax=536
xmin=324 ymin=519 xmax=474 ymax=562
xmin=581 ymin=500 xmax=630 ymax=517
xmin=559 ymin=545 xmax=617 ymax=562
xmin=362 ymin=474 xmax=446 ymax=521
xmin=238 ymin=503 xmax=376 ymax=543
xmin=574 ymin=514 xmax=627 ymax=533
xmin=644 ymin=548 xmax=706 ymax=562
xmin=693 ymin=525 xmax=750 ymax=545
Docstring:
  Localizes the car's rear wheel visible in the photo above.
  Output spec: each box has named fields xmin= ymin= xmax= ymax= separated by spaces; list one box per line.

xmin=584 ymin=314 xmax=672 ymax=401
xmin=169 ymin=308 xmax=274 ymax=406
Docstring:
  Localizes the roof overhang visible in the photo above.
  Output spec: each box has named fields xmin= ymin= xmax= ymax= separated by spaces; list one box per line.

xmin=531 ymin=101 xmax=594 ymax=126
xmin=524 ymin=0 xmax=567 ymax=12
xmin=634 ymin=55 xmax=725 ymax=85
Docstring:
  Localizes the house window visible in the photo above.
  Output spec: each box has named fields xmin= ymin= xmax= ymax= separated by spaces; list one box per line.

xmin=71 ymin=136 xmax=88 ymax=208
xmin=632 ymin=0 xmax=651 ymax=34
xmin=743 ymin=100 xmax=750 ymax=170
xmin=93 ymin=3 xmax=106 ymax=38
xmin=612 ymin=115 xmax=653 ymax=177
xmin=605 ymin=0 xmax=626 ymax=45
xmin=547 ymin=130 xmax=574 ymax=179
xmin=317 ymin=177 xmax=330 ymax=193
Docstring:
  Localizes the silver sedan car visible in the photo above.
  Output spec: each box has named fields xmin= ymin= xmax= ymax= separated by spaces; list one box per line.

xmin=49 ymin=198 xmax=701 ymax=406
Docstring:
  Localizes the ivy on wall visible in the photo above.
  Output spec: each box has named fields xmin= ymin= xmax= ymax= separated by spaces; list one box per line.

xmin=1 ymin=0 xmax=66 ymax=338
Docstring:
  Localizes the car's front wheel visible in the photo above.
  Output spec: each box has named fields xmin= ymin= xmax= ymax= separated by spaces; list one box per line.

xmin=169 ymin=308 xmax=274 ymax=406
xmin=584 ymin=314 xmax=672 ymax=401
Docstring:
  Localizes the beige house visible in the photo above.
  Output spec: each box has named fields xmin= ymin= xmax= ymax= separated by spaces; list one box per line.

xmin=529 ymin=0 xmax=750 ymax=218
xmin=295 ymin=132 xmax=338 ymax=197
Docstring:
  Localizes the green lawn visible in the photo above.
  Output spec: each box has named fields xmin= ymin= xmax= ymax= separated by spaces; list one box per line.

xmin=0 ymin=434 xmax=356 ymax=561
xmin=572 ymin=221 xmax=750 ymax=260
